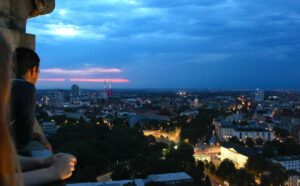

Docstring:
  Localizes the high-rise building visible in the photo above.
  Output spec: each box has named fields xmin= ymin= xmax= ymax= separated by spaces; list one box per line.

xmin=51 ymin=90 xmax=65 ymax=107
xmin=254 ymin=89 xmax=264 ymax=102
xmin=71 ymin=84 xmax=80 ymax=97
xmin=108 ymin=81 xmax=113 ymax=97
xmin=104 ymin=81 xmax=113 ymax=98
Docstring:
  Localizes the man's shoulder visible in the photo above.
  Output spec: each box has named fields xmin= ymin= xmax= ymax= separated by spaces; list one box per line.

xmin=12 ymin=79 xmax=36 ymax=93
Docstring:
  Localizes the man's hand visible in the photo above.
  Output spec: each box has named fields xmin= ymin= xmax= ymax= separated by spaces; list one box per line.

xmin=48 ymin=153 xmax=77 ymax=180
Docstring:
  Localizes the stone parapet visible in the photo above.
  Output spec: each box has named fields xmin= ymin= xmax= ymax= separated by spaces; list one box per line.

xmin=0 ymin=28 xmax=35 ymax=50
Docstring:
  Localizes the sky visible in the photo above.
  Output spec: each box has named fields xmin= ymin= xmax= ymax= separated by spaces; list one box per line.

xmin=27 ymin=0 xmax=300 ymax=90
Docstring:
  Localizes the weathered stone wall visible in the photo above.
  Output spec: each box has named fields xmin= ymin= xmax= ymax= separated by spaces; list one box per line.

xmin=0 ymin=0 xmax=10 ymax=28
xmin=0 ymin=0 xmax=55 ymax=50
xmin=0 ymin=28 xmax=35 ymax=51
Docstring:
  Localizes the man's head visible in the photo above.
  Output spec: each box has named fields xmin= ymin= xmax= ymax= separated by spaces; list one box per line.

xmin=14 ymin=47 xmax=40 ymax=84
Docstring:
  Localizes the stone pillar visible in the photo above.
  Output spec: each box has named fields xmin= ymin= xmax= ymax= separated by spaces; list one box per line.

xmin=0 ymin=0 xmax=10 ymax=28
xmin=0 ymin=28 xmax=35 ymax=51
xmin=0 ymin=0 xmax=55 ymax=50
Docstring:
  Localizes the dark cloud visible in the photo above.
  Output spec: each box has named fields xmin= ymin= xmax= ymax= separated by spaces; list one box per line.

xmin=29 ymin=0 xmax=300 ymax=89
xmin=142 ymin=0 xmax=228 ymax=8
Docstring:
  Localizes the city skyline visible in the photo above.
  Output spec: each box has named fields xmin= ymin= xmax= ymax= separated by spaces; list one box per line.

xmin=28 ymin=0 xmax=300 ymax=89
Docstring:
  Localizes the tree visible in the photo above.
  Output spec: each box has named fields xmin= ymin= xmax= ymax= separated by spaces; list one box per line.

xmin=167 ymin=143 xmax=195 ymax=171
xmin=255 ymin=138 xmax=264 ymax=146
xmin=228 ymin=136 xmax=244 ymax=146
xmin=267 ymin=163 xmax=288 ymax=186
xmin=111 ymin=164 xmax=132 ymax=180
xmin=160 ymin=108 xmax=172 ymax=116
xmin=189 ymin=161 xmax=205 ymax=185
xmin=262 ymin=145 xmax=274 ymax=158
xmin=245 ymin=138 xmax=255 ymax=148
xmin=206 ymin=162 xmax=216 ymax=174
xmin=204 ymin=176 xmax=212 ymax=186
xmin=260 ymin=172 xmax=271 ymax=186
xmin=78 ymin=116 xmax=86 ymax=125
xmin=216 ymin=159 xmax=236 ymax=180
xmin=245 ymin=154 xmax=268 ymax=174
xmin=278 ymin=138 xmax=300 ymax=156
xmin=36 ymin=109 xmax=49 ymax=121
xmin=229 ymin=168 xmax=256 ymax=186
xmin=273 ymin=127 xmax=290 ymax=138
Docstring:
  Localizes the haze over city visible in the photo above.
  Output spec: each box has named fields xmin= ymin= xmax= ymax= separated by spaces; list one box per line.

xmin=28 ymin=0 xmax=300 ymax=89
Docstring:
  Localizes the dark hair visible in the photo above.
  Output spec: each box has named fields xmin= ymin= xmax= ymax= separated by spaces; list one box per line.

xmin=14 ymin=47 xmax=40 ymax=76
xmin=0 ymin=33 xmax=20 ymax=186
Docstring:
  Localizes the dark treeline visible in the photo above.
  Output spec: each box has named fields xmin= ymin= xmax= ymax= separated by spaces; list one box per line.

xmin=49 ymin=120 xmax=210 ymax=185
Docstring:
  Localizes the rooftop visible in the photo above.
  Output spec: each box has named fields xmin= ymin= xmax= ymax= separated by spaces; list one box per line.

xmin=272 ymin=155 xmax=300 ymax=162
xmin=67 ymin=172 xmax=192 ymax=186
xmin=147 ymin=172 xmax=193 ymax=183
xmin=221 ymin=142 xmax=257 ymax=157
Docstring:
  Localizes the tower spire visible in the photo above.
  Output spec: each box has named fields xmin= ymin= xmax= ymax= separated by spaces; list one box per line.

xmin=108 ymin=80 xmax=113 ymax=97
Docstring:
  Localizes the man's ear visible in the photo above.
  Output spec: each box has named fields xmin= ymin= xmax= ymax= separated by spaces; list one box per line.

xmin=30 ymin=66 xmax=37 ymax=76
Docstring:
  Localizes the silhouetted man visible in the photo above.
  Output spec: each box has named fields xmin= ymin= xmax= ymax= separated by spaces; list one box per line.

xmin=10 ymin=47 xmax=51 ymax=154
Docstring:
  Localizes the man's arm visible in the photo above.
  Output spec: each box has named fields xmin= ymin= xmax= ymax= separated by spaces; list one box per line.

xmin=19 ymin=156 xmax=49 ymax=172
xmin=33 ymin=118 xmax=52 ymax=151
xmin=20 ymin=153 xmax=77 ymax=186
xmin=13 ymin=82 xmax=36 ymax=149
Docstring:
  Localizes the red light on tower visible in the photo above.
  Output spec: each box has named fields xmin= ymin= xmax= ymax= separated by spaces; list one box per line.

xmin=108 ymin=81 xmax=113 ymax=97
xmin=103 ymin=80 xmax=113 ymax=97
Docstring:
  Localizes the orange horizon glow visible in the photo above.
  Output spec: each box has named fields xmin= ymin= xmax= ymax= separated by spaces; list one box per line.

xmin=41 ymin=68 xmax=122 ymax=75
xmin=70 ymin=78 xmax=130 ymax=83
xmin=39 ymin=78 xmax=66 ymax=82
xmin=38 ymin=78 xmax=130 ymax=83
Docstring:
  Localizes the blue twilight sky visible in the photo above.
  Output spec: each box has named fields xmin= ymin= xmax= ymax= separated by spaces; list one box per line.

xmin=27 ymin=0 xmax=300 ymax=90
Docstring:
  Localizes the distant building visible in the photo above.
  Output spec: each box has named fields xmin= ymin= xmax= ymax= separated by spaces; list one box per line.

xmin=291 ymin=125 xmax=300 ymax=143
xmin=42 ymin=122 xmax=57 ymax=136
xmin=104 ymin=81 xmax=113 ymax=98
xmin=146 ymin=172 xmax=193 ymax=185
xmin=254 ymin=89 xmax=264 ymax=102
xmin=286 ymin=170 xmax=300 ymax=186
xmin=99 ymin=92 xmax=108 ymax=100
xmin=129 ymin=115 xmax=140 ymax=128
xmin=51 ymin=90 xmax=64 ymax=107
xmin=272 ymin=156 xmax=300 ymax=172
xmin=117 ymin=111 xmax=136 ymax=118
xmin=138 ymin=113 xmax=171 ymax=122
xmin=40 ymin=96 xmax=50 ymax=106
xmin=96 ymin=172 xmax=112 ymax=182
xmin=68 ymin=172 xmax=193 ymax=186
xmin=214 ymin=120 xmax=275 ymax=142
xmin=180 ymin=110 xmax=199 ymax=118
xmin=70 ymin=179 xmax=144 ymax=186
xmin=234 ymin=127 xmax=274 ymax=141
xmin=220 ymin=142 xmax=257 ymax=168
xmin=209 ymin=131 xmax=217 ymax=145
xmin=192 ymin=98 xmax=201 ymax=108
xmin=226 ymin=113 xmax=244 ymax=123
xmin=71 ymin=84 xmax=80 ymax=97
xmin=66 ymin=112 xmax=88 ymax=121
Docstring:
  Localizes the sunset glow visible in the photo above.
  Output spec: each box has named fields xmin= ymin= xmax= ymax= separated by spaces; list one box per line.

xmin=39 ymin=78 xmax=66 ymax=82
xmin=70 ymin=78 xmax=130 ymax=83
xmin=42 ymin=68 xmax=122 ymax=75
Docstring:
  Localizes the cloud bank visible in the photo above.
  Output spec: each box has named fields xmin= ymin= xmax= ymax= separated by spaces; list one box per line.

xmin=28 ymin=0 xmax=300 ymax=89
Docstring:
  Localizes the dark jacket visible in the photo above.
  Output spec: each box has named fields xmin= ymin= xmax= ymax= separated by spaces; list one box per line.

xmin=10 ymin=77 xmax=36 ymax=150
